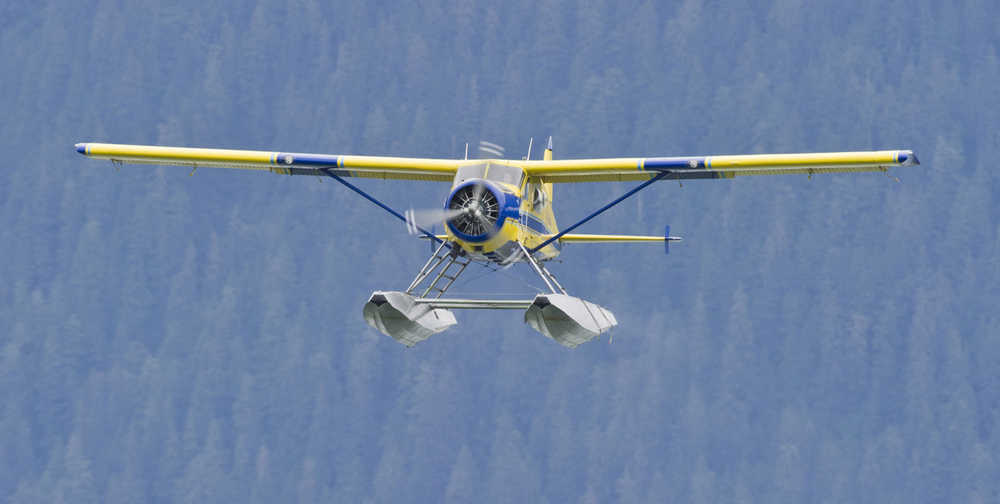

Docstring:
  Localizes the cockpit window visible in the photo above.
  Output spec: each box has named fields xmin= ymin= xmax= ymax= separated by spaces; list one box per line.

xmin=455 ymin=163 xmax=487 ymax=184
xmin=486 ymin=163 xmax=524 ymax=186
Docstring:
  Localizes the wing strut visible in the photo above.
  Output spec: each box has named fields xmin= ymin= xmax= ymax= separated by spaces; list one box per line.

xmin=320 ymin=168 xmax=447 ymax=246
xmin=528 ymin=171 xmax=670 ymax=254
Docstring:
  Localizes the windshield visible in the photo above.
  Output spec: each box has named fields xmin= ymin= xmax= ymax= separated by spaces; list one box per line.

xmin=486 ymin=163 xmax=524 ymax=186
xmin=454 ymin=163 xmax=487 ymax=184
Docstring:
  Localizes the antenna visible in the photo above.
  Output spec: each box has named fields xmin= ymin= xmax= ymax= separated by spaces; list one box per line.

xmin=464 ymin=143 xmax=469 ymax=160
xmin=525 ymin=137 xmax=534 ymax=161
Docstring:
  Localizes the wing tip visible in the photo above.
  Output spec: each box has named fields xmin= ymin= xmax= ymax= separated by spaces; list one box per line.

xmin=75 ymin=143 xmax=86 ymax=155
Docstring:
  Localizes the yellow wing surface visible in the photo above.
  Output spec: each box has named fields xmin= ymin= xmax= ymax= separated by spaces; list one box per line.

xmin=76 ymin=143 xmax=918 ymax=184
xmin=516 ymin=150 xmax=918 ymax=183
xmin=75 ymin=143 xmax=464 ymax=182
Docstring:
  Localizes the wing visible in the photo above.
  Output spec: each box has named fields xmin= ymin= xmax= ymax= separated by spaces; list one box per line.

xmin=75 ymin=143 xmax=464 ymax=182
xmin=519 ymin=150 xmax=919 ymax=183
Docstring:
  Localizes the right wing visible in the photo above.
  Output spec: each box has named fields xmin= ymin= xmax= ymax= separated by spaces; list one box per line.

xmin=75 ymin=143 xmax=465 ymax=182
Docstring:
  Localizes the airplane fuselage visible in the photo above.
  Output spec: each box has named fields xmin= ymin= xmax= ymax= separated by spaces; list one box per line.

xmin=442 ymin=161 xmax=561 ymax=263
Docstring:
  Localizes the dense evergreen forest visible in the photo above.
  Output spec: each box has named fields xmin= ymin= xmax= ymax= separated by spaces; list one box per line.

xmin=2 ymin=0 xmax=998 ymax=501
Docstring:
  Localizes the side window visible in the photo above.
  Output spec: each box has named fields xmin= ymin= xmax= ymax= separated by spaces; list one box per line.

xmin=527 ymin=182 xmax=547 ymax=210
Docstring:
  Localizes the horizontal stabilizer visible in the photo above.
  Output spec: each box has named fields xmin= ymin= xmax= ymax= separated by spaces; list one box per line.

xmin=555 ymin=232 xmax=682 ymax=247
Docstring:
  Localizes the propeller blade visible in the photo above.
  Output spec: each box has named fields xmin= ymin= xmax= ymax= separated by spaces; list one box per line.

xmin=478 ymin=140 xmax=505 ymax=158
xmin=405 ymin=207 xmax=468 ymax=235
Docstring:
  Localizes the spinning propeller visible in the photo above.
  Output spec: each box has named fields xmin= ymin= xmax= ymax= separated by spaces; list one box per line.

xmin=405 ymin=140 xmax=506 ymax=236
xmin=405 ymin=182 xmax=499 ymax=236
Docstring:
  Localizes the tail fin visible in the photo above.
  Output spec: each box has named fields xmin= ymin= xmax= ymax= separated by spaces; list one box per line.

xmin=664 ymin=225 xmax=683 ymax=255
xmin=543 ymin=136 xmax=553 ymax=161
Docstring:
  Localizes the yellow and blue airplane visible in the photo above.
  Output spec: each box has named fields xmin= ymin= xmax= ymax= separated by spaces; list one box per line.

xmin=75 ymin=139 xmax=919 ymax=348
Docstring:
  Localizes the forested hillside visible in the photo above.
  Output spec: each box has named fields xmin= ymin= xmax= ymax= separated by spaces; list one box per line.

xmin=1 ymin=1 xmax=998 ymax=502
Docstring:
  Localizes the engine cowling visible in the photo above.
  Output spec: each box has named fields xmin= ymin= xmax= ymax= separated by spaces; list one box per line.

xmin=446 ymin=181 xmax=505 ymax=241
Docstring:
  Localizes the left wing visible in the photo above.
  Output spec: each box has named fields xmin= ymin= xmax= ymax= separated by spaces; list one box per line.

xmin=518 ymin=150 xmax=919 ymax=183
xmin=75 ymin=143 xmax=464 ymax=182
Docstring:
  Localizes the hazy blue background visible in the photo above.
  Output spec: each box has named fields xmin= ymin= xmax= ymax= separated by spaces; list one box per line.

xmin=2 ymin=1 xmax=998 ymax=502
